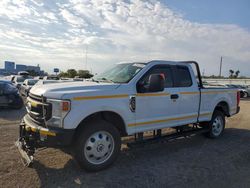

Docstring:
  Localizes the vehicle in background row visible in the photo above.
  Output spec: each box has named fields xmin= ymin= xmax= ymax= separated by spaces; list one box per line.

xmin=16 ymin=60 xmax=240 ymax=171
xmin=226 ymin=84 xmax=248 ymax=98
xmin=35 ymin=79 xmax=76 ymax=85
xmin=0 ymin=80 xmax=23 ymax=109
xmin=43 ymin=75 xmax=59 ymax=80
xmin=20 ymin=79 xmax=39 ymax=97
xmin=12 ymin=75 xmax=33 ymax=89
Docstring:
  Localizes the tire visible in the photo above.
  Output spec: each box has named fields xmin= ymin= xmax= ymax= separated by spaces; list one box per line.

xmin=240 ymin=91 xmax=245 ymax=98
xmin=243 ymin=92 xmax=248 ymax=98
xmin=74 ymin=119 xmax=121 ymax=172
xmin=206 ymin=110 xmax=225 ymax=138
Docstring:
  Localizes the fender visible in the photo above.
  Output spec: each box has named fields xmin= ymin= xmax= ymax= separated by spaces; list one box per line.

xmin=63 ymin=98 xmax=134 ymax=135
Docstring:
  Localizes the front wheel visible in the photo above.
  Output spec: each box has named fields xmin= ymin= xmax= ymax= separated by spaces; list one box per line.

xmin=243 ymin=92 xmax=248 ymax=98
xmin=207 ymin=110 xmax=225 ymax=138
xmin=75 ymin=120 xmax=121 ymax=172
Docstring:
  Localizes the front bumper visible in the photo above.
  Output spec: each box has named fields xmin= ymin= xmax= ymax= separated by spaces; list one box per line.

xmin=22 ymin=114 xmax=75 ymax=147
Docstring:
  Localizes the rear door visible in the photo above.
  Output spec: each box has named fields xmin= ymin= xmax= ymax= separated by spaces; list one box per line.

xmin=172 ymin=65 xmax=200 ymax=124
xmin=134 ymin=65 xmax=180 ymax=132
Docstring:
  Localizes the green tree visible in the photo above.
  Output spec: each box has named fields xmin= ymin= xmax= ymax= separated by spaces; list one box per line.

xmin=78 ymin=70 xmax=93 ymax=78
xmin=235 ymin=70 xmax=240 ymax=78
xmin=58 ymin=71 xmax=68 ymax=78
xmin=229 ymin=69 xmax=234 ymax=78
xmin=67 ymin=69 xmax=77 ymax=78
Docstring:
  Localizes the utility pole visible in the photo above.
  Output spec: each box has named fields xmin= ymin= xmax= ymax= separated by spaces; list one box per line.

xmin=219 ymin=56 xmax=222 ymax=77
xmin=85 ymin=45 xmax=88 ymax=70
xmin=202 ymin=69 xmax=205 ymax=77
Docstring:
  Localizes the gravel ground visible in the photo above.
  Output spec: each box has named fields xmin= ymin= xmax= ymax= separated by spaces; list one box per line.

xmin=0 ymin=100 xmax=250 ymax=188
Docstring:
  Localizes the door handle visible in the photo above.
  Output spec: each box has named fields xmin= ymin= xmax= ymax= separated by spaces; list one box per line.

xmin=170 ymin=94 xmax=179 ymax=99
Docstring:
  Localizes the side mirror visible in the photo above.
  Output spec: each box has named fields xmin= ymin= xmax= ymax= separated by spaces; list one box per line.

xmin=148 ymin=74 xmax=165 ymax=92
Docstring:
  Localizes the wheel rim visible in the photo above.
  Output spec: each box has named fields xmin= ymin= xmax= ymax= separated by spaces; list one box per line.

xmin=84 ymin=131 xmax=115 ymax=165
xmin=212 ymin=116 xmax=223 ymax=136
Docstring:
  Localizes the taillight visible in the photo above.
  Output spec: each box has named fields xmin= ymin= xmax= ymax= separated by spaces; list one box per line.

xmin=237 ymin=91 xmax=240 ymax=106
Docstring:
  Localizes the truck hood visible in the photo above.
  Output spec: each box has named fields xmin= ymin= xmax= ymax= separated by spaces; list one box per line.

xmin=30 ymin=81 xmax=121 ymax=99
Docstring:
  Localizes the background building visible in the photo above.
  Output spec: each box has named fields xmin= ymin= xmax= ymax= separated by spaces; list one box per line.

xmin=4 ymin=61 xmax=15 ymax=72
xmin=0 ymin=61 xmax=45 ymax=76
xmin=16 ymin=64 xmax=27 ymax=72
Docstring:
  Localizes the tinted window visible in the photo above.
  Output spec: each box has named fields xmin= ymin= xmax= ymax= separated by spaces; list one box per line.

xmin=137 ymin=65 xmax=174 ymax=92
xmin=28 ymin=80 xmax=38 ymax=85
xmin=174 ymin=66 xmax=192 ymax=87
xmin=16 ymin=77 xmax=25 ymax=82
xmin=146 ymin=66 xmax=173 ymax=88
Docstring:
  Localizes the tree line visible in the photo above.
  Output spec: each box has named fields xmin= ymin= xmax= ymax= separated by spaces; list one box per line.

xmin=58 ymin=69 xmax=93 ymax=78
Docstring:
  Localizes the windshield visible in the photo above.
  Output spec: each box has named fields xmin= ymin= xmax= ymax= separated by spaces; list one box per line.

xmin=16 ymin=77 xmax=25 ymax=82
xmin=27 ymin=80 xmax=38 ymax=86
xmin=93 ymin=63 xmax=146 ymax=83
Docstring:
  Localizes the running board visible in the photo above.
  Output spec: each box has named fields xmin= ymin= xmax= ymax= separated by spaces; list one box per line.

xmin=15 ymin=140 xmax=34 ymax=167
xmin=126 ymin=127 xmax=209 ymax=148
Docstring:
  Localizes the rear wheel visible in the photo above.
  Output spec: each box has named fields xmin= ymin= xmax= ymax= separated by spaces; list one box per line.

xmin=75 ymin=120 xmax=121 ymax=171
xmin=207 ymin=110 xmax=225 ymax=138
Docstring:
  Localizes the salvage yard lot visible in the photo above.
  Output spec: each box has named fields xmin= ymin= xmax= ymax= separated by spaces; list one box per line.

xmin=0 ymin=100 xmax=250 ymax=188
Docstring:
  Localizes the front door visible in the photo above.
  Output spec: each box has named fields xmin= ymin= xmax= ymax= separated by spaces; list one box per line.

xmin=134 ymin=65 xmax=180 ymax=133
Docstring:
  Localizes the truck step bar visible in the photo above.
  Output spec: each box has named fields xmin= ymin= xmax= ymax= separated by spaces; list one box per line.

xmin=126 ymin=125 xmax=209 ymax=148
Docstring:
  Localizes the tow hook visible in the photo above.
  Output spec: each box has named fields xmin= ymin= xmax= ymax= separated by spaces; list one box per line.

xmin=15 ymin=120 xmax=36 ymax=167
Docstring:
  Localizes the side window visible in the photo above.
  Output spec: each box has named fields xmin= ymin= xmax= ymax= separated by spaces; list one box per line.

xmin=137 ymin=65 xmax=174 ymax=93
xmin=174 ymin=66 xmax=192 ymax=87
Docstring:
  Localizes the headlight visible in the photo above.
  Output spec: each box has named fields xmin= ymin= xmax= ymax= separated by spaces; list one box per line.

xmin=47 ymin=99 xmax=70 ymax=128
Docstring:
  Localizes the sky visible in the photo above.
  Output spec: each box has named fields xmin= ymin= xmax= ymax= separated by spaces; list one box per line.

xmin=0 ymin=0 xmax=249 ymax=76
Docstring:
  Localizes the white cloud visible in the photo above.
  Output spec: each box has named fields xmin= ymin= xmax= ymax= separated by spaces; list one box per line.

xmin=60 ymin=9 xmax=87 ymax=27
xmin=0 ymin=0 xmax=249 ymax=75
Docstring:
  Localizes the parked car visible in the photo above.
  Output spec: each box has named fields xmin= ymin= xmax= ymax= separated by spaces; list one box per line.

xmin=43 ymin=75 xmax=59 ymax=80
xmin=0 ymin=80 xmax=23 ymax=109
xmin=226 ymin=84 xmax=248 ymax=98
xmin=12 ymin=76 xmax=26 ymax=89
xmin=16 ymin=60 xmax=240 ymax=171
xmin=20 ymin=79 xmax=39 ymax=97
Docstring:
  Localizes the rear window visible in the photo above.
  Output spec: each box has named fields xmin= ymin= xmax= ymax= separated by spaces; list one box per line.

xmin=174 ymin=66 xmax=192 ymax=87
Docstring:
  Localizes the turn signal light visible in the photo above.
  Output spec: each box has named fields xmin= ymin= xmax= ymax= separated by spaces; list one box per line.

xmin=62 ymin=101 xmax=70 ymax=111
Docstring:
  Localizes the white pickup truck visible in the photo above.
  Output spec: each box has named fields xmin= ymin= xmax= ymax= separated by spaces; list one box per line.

xmin=16 ymin=60 xmax=240 ymax=171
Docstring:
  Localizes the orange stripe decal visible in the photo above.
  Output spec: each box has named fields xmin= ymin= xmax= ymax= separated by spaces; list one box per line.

xmin=73 ymin=94 xmax=129 ymax=101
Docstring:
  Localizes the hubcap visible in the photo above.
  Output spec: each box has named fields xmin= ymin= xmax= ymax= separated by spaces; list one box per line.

xmin=84 ymin=131 xmax=114 ymax=165
xmin=212 ymin=116 xmax=223 ymax=136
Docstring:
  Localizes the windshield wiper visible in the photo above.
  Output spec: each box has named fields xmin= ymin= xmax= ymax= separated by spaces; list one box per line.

xmin=91 ymin=78 xmax=99 ymax=83
xmin=99 ymin=77 xmax=114 ymax=83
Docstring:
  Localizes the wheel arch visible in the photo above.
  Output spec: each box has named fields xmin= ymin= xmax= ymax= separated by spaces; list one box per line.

xmin=213 ymin=101 xmax=230 ymax=117
xmin=74 ymin=111 xmax=128 ymax=140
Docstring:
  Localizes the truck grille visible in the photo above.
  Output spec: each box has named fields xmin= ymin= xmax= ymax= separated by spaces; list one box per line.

xmin=27 ymin=93 xmax=52 ymax=126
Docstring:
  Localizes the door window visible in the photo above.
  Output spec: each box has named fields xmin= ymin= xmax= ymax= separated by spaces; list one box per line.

xmin=137 ymin=65 xmax=174 ymax=93
xmin=174 ymin=66 xmax=192 ymax=87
